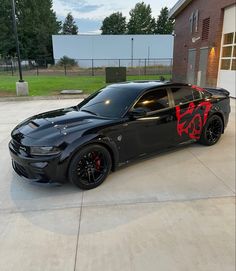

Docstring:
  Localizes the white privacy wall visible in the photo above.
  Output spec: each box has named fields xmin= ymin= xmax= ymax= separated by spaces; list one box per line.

xmin=52 ymin=34 xmax=174 ymax=66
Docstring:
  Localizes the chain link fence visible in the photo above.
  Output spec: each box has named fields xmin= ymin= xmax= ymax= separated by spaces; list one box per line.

xmin=0 ymin=57 xmax=172 ymax=78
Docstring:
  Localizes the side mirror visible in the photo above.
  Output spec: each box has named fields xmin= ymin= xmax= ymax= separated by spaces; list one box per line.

xmin=129 ymin=108 xmax=147 ymax=119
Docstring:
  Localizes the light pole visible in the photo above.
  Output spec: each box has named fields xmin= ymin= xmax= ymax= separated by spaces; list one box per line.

xmin=11 ymin=0 xmax=23 ymax=82
xmin=11 ymin=0 xmax=28 ymax=96
xmin=147 ymin=46 xmax=150 ymax=66
xmin=131 ymin=38 xmax=134 ymax=67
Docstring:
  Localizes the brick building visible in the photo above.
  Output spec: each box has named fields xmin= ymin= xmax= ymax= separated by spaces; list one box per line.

xmin=169 ymin=0 xmax=236 ymax=97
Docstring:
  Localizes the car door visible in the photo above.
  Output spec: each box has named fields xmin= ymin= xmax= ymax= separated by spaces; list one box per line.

xmin=170 ymin=85 xmax=208 ymax=143
xmin=119 ymin=88 xmax=177 ymax=160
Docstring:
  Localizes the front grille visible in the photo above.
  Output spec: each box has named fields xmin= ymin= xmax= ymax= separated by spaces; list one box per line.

xmin=11 ymin=139 xmax=29 ymax=154
xmin=12 ymin=161 xmax=29 ymax=178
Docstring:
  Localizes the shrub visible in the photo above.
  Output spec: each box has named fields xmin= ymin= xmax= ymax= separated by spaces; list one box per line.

xmin=58 ymin=56 xmax=77 ymax=66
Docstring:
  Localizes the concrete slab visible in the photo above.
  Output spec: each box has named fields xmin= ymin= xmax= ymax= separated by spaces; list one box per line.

xmin=61 ymin=90 xmax=83 ymax=95
xmin=83 ymin=148 xmax=234 ymax=206
xmin=0 ymin=208 xmax=80 ymax=271
xmin=0 ymin=98 xmax=234 ymax=271
xmin=76 ymin=197 xmax=235 ymax=271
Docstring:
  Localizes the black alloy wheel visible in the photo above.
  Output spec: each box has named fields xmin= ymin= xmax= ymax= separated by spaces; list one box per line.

xmin=199 ymin=115 xmax=223 ymax=146
xmin=69 ymin=144 xmax=112 ymax=189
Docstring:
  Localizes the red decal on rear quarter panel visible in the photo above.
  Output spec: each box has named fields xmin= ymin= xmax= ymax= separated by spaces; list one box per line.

xmin=176 ymin=101 xmax=212 ymax=140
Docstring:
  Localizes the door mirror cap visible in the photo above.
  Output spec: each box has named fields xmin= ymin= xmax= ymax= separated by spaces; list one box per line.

xmin=129 ymin=108 xmax=147 ymax=119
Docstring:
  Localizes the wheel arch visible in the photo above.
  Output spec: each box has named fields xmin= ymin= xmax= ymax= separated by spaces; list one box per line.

xmin=65 ymin=139 xmax=118 ymax=181
xmin=209 ymin=112 xmax=225 ymax=133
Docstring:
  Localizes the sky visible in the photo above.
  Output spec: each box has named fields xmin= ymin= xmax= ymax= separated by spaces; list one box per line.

xmin=53 ymin=0 xmax=177 ymax=34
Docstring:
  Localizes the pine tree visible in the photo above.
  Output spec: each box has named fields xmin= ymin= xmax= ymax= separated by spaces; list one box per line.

xmin=62 ymin=13 xmax=78 ymax=35
xmin=127 ymin=2 xmax=156 ymax=34
xmin=101 ymin=12 xmax=126 ymax=34
xmin=155 ymin=7 xmax=174 ymax=34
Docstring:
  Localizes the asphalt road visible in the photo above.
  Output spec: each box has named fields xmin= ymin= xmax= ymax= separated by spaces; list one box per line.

xmin=0 ymin=98 xmax=235 ymax=271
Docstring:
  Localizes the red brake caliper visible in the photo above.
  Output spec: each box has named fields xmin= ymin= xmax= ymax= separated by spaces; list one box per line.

xmin=95 ymin=156 xmax=101 ymax=170
xmin=92 ymin=152 xmax=101 ymax=170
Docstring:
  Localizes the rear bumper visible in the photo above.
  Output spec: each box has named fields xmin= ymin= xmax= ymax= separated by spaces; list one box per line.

xmin=9 ymin=141 xmax=68 ymax=183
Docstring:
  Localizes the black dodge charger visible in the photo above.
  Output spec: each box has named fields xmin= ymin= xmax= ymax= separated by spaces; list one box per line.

xmin=9 ymin=81 xmax=231 ymax=189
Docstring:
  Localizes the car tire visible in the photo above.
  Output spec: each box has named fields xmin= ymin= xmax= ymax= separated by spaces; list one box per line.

xmin=199 ymin=115 xmax=223 ymax=146
xmin=68 ymin=144 xmax=112 ymax=190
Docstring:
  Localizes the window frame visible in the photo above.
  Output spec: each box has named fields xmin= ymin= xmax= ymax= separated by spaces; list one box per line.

xmin=169 ymin=86 xmax=203 ymax=107
xmin=220 ymin=32 xmax=236 ymax=71
xmin=128 ymin=87 xmax=173 ymax=117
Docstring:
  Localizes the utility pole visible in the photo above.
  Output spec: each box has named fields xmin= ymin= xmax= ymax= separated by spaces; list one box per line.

xmin=11 ymin=0 xmax=23 ymax=82
xmin=131 ymin=38 xmax=134 ymax=68
xmin=11 ymin=0 xmax=29 ymax=95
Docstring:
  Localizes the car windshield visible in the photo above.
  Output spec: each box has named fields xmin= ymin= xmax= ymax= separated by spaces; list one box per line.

xmin=78 ymin=85 xmax=138 ymax=118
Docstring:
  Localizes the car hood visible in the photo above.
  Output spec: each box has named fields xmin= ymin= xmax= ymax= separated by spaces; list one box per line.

xmin=12 ymin=107 xmax=112 ymax=144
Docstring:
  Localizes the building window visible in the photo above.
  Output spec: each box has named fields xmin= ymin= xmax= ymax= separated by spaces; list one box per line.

xmin=202 ymin=17 xmax=210 ymax=40
xmin=224 ymin=33 xmax=234 ymax=44
xmin=190 ymin=10 xmax=199 ymax=34
xmin=220 ymin=32 xmax=236 ymax=70
xmin=232 ymin=59 xmax=236 ymax=70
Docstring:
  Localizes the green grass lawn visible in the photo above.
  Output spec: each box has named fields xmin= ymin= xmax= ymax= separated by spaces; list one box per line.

xmin=0 ymin=74 xmax=171 ymax=96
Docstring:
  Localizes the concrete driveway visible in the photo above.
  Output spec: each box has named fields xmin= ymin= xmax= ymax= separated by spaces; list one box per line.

xmin=0 ymin=98 xmax=235 ymax=271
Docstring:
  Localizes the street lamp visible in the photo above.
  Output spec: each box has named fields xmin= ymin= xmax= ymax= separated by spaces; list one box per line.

xmin=11 ymin=0 xmax=23 ymax=82
xmin=147 ymin=46 xmax=150 ymax=66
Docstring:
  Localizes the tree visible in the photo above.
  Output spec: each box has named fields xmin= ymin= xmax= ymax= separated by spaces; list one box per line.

xmin=101 ymin=12 xmax=126 ymax=34
xmin=155 ymin=7 xmax=174 ymax=34
xmin=0 ymin=0 xmax=61 ymax=60
xmin=127 ymin=2 xmax=156 ymax=34
xmin=0 ymin=0 xmax=16 ymax=58
xmin=62 ymin=13 xmax=78 ymax=35
xmin=58 ymin=55 xmax=77 ymax=66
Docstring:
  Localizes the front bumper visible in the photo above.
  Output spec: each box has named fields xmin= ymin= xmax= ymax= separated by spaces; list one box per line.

xmin=9 ymin=140 xmax=68 ymax=183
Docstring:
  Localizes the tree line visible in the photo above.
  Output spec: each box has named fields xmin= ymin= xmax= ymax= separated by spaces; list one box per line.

xmin=101 ymin=3 xmax=174 ymax=35
xmin=0 ymin=0 xmax=173 ymax=61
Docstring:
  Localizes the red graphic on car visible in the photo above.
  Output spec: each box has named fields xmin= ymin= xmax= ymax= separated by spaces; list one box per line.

xmin=191 ymin=85 xmax=205 ymax=92
xmin=176 ymin=101 xmax=212 ymax=140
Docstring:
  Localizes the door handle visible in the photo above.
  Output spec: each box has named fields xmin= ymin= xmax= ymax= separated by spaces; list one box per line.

xmin=166 ymin=115 xmax=174 ymax=122
xmin=159 ymin=115 xmax=174 ymax=122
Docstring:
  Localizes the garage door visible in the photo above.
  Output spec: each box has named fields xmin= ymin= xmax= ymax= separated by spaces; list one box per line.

xmin=217 ymin=4 xmax=236 ymax=98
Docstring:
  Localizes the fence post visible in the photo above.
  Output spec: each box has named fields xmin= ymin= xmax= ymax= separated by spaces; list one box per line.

xmin=11 ymin=59 xmax=14 ymax=76
xmin=92 ymin=59 xmax=94 ymax=76
xmin=36 ymin=65 xmax=39 ymax=76
xmin=64 ymin=64 xmax=67 ymax=76
xmin=118 ymin=59 xmax=121 ymax=67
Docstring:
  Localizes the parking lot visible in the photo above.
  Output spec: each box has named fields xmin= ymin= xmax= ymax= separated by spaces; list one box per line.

xmin=0 ymin=98 xmax=235 ymax=271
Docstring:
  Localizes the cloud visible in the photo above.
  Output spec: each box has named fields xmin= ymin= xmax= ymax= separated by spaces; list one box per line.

xmin=78 ymin=4 xmax=103 ymax=13
xmin=53 ymin=0 xmax=103 ymax=17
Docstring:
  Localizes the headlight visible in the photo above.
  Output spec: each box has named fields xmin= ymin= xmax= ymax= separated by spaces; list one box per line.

xmin=30 ymin=146 xmax=61 ymax=156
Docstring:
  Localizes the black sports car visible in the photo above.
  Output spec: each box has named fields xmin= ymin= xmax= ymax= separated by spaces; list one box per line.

xmin=9 ymin=81 xmax=230 ymax=189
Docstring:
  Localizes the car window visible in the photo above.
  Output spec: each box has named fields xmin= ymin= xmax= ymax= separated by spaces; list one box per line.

xmin=78 ymin=85 xmax=139 ymax=118
xmin=171 ymin=87 xmax=201 ymax=105
xmin=134 ymin=89 xmax=170 ymax=112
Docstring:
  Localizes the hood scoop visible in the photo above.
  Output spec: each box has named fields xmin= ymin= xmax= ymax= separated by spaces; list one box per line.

xmin=28 ymin=121 xmax=39 ymax=129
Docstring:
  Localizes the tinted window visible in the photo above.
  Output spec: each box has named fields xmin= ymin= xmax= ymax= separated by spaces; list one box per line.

xmin=171 ymin=87 xmax=201 ymax=105
xmin=78 ymin=85 xmax=138 ymax=118
xmin=134 ymin=89 xmax=169 ymax=112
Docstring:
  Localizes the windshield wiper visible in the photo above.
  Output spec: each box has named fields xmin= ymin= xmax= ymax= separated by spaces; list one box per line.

xmin=80 ymin=109 xmax=98 ymax=116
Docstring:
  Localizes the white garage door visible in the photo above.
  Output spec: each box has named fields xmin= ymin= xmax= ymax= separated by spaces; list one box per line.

xmin=217 ymin=4 xmax=236 ymax=98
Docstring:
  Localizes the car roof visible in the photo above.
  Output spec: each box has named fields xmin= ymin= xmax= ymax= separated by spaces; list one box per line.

xmin=109 ymin=81 xmax=189 ymax=95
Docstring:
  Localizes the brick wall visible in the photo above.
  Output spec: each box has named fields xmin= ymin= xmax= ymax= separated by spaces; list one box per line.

xmin=172 ymin=0 xmax=235 ymax=86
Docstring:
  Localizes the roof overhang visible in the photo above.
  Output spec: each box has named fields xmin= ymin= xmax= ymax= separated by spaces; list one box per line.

xmin=169 ymin=0 xmax=193 ymax=19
